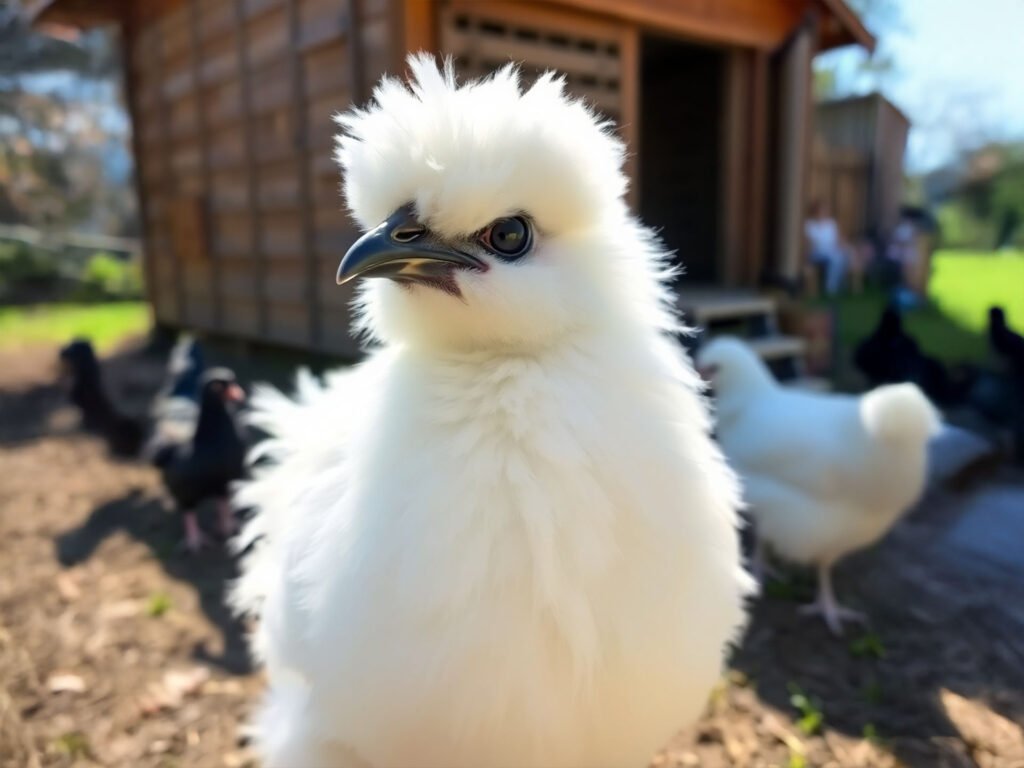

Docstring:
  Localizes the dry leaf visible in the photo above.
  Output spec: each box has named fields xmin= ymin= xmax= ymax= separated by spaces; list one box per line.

xmin=47 ymin=673 xmax=86 ymax=694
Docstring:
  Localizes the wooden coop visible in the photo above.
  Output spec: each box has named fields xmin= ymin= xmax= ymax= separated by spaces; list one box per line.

xmin=814 ymin=93 xmax=911 ymax=243
xmin=28 ymin=0 xmax=872 ymax=358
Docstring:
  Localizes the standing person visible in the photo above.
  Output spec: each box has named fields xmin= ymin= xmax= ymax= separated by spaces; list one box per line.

xmin=804 ymin=199 xmax=849 ymax=296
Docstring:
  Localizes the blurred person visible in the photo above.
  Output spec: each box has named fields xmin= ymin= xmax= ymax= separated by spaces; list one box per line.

xmin=804 ymin=199 xmax=850 ymax=296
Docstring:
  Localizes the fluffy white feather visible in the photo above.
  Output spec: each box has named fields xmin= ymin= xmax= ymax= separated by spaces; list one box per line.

xmin=233 ymin=55 xmax=751 ymax=768
xmin=696 ymin=337 xmax=940 ymax=633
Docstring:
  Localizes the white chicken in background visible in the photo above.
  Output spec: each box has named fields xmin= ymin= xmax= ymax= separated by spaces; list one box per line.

xmin=696 ymin=337 xmax=940 ymax=635
xmin=231 ymin=56 xmax=751 ymax=768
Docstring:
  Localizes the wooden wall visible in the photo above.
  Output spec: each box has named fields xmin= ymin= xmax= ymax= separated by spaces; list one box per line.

xmin=127 ymin=0 xmax=394 ymax=357
xmin=815 ymin=93 xmax=909 ymax=239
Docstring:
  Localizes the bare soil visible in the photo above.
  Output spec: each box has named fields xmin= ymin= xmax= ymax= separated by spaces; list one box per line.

xmin=1 ymin=339 xmax=1023 ymax=768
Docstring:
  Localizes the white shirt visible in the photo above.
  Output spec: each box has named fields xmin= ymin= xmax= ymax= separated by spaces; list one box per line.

xmin=805 ymin=218 xmax=841 ymax=257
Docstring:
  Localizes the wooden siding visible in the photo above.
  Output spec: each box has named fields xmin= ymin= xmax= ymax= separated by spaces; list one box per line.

xmin=815 ymin=94 xmax=910 ymax=238
xmin=127 ymin=0 xmax=394 ymax=356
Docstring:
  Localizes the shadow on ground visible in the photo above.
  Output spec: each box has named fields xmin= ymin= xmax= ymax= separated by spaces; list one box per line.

xmin=729 ymin=481 xmax=1024 ymax=768
xmin=53 ymin=490 xmax=253 ymax=675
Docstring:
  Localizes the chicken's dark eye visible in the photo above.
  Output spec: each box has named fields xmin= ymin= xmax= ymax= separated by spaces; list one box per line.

xmin=479 ymin=216 xmax=532 ymax=261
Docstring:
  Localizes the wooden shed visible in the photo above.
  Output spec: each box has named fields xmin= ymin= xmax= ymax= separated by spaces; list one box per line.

xmin=815 ymin=92 xmax=910 ymax=242
xmin=28 ymin=0 xmax=872 ymax=357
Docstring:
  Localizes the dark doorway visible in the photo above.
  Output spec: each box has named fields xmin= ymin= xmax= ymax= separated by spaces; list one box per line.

xmin=639 ymin=36 xmax=725 ymax=284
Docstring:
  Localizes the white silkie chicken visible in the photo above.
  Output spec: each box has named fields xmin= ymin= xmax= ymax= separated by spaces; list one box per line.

xmin=232 ymin=55 xmax=751 ymax=768
xmin=695 ymin=337 xmax=940 ymax=635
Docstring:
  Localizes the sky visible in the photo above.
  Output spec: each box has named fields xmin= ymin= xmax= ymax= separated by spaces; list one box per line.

xmin=817 ymin=0 xmax=1024 ymax=173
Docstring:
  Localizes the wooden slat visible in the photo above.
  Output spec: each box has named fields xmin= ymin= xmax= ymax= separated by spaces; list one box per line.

xmin=235 ymin=0 xmax=268 ymax=335
xmin=345 ymin=0 xmax=366 ymax=105
xmin=287 ymin=0 xmax=322 ymax=348
xmin=190 ymin=0 xmax=222 ymax=330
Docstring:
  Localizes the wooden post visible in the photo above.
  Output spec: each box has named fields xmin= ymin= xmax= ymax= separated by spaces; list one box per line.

xmin=719 ymin=48 xmax=750 ymax=287
xmin=119 ymin=17 xmax=157 ymax=323
xmin=774 ymin=18 xmax=814 ymax=284
xmin=346 ymin=0 xmax=366 ymax=105
xmin=746 ymin=49 xmax=769 ymax=286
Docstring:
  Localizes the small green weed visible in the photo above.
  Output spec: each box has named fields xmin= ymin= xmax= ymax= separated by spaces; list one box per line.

xmin=788 ymin=682 xmax=825 ymax=736
xmin=848 ymin=631 xmax=886 ymax=660
xmin=146 ymin=591 xmax=173 ymax=618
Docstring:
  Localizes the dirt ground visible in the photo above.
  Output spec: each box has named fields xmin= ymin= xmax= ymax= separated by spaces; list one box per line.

xmin=2 ymin=339 xmax=1023 ymax=768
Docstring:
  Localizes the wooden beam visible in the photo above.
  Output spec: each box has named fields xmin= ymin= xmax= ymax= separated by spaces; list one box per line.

xmin=545 ymin=0 xmax=803 ymax=50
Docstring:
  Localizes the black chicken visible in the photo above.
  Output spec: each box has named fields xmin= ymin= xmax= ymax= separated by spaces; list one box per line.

xmin=59 ymin=339 xmax=145 ymax=457
xmin=152 ymin=367 xmax=247 ymax=553
xmin=989 ymin=307 xmax=1024 ymax=374
xmin=854 ymin=305 xmax=963 ymax=405
xmin=143 ymin=335 xmax=206 ymax=460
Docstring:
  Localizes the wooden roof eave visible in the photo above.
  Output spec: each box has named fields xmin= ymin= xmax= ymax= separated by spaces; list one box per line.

xmin=816 ymin=0 xmax=876 ymax=52
xmin=23 ymin=0 xmax=126 ymax=29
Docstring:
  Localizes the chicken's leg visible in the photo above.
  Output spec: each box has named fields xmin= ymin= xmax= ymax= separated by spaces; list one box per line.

xmin=216 ymin=497 xmax=238 ymax=539
xmin=750 ymin=532 xmax=779 ymax=585
xmin=181 ymin=510 xmax=210 ymax=554
xmin=799 ymin=562 xmax=865 ymax=635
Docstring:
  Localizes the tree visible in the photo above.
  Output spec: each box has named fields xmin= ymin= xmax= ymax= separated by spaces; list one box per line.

xmin=814 ymin=0 xmax=905 ymax=100
xmin=0 ymin=2 xmax=134 ymax=233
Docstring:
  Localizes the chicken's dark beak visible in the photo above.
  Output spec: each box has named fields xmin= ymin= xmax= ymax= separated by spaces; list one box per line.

xmin=336 ymin=204 xmax=485 ymax=285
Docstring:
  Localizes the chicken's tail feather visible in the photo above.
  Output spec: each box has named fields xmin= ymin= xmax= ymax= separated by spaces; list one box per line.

xmin=860 ymin=382 xmax=941 ymax=445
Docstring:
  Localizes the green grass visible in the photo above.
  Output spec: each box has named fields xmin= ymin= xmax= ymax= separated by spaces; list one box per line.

xmin=0 ymin=301 xmax=149 ymax=351
xmin=812 ymin=250 xmax=1024 ymax=378
xmin=145 ymin=591 xmax=173 ymax=618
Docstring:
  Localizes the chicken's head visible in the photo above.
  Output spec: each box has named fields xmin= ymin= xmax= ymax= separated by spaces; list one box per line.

xmin=333 ymin=55 xmax=677 ymax=354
